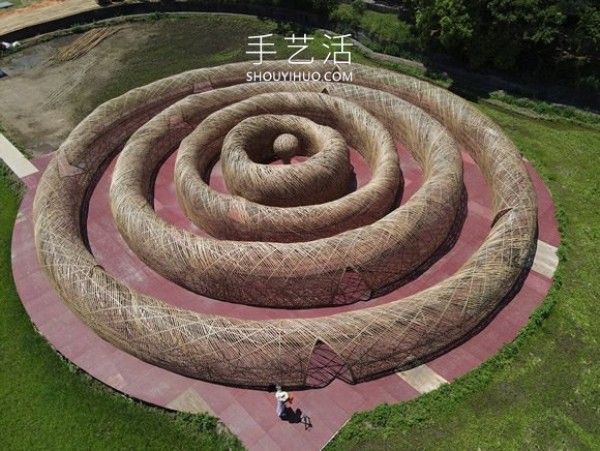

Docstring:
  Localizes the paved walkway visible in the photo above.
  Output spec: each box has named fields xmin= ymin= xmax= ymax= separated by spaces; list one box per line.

xmin=0 ymin=133 xmax=36 ymax=176
xmin=11 ymin=145 xmax=559 ymax=450
xmin=3 ymin=4 xmax=560 ymax=449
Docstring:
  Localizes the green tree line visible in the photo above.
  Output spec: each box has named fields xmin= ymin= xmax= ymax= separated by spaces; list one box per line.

xmin=407 ymin=0 xmax=600 ymax=90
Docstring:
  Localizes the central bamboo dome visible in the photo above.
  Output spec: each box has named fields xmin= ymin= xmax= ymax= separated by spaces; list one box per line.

xmin=33 ymin=61 xmax=537 ymax=388
xmin=221 ymin=115 xmax=353 ymax=207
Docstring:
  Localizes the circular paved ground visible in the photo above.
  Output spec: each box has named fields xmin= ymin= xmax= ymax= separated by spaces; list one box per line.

xmin=9 ymin=61 xmax=561 ymax=451
xmin=12 ymin=135 xmax=559 ymax=449
xmin=30 ymin=62 xmax=542 ymax=390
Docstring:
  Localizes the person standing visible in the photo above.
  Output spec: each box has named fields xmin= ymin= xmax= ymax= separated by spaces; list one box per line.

xmin=275 ymin=386 xmax=290 ymax=418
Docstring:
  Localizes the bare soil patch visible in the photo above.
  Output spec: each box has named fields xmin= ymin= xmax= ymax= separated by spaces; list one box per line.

xmin=0 ymin=0 xmax=59 ymax=19
xmin=0 ymin=15 xmax=276 ymax=155
xmin=0 ymin=23 xmax=148 ymax=154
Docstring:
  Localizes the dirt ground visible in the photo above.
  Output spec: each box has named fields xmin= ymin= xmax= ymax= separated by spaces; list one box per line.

xmin=0 ymin=15 xmax=279 ymax=155
xmin=0 ymin=0 xmax=63 ymax=19
xmin=0 ymin=0 xmax=97 ymax=35
xmin=0 ymin=24 xmax=150 ymax=155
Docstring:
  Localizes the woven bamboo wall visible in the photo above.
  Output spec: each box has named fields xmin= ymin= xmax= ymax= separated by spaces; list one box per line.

xmin=33 ymin=61 xmax=537 ymax=389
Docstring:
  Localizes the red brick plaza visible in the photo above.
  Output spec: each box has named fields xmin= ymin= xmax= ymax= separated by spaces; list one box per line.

xmin=12 ymin=143 xmax=559 ymax=450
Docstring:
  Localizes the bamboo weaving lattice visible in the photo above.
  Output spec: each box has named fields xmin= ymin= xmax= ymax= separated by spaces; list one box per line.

xmin=33 ymin=61 xmax=537 ymax=389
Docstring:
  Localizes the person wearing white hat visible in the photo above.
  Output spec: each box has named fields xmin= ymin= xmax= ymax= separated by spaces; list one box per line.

xmin=275 ymin=386 xmax=290 ymax=418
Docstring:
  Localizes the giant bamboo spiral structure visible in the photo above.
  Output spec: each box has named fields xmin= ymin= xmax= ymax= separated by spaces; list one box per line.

xmin=33 ymin=61 xmax=537 ymax=389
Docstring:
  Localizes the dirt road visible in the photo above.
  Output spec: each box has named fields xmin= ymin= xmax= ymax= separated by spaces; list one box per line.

xmin=0 ymin=0 xmax=98 ymax=37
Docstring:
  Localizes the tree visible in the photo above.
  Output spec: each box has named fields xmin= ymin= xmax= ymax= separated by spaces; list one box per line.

xmin=412 ymin=0 xmax=567 ymax=71
xmin=414 ymin=0 xmax=474 ymax=57
xmin=311 ymin=0 xmax=340 ymax=16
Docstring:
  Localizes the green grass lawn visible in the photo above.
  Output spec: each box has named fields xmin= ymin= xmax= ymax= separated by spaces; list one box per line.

xmin=331 ymin=3 xmax=418 ymax=60
xmin=0 ymin=164 xmax=243 ymax=449
xmin=327 ymin=107 xmax=600 ymax=449
xmin=76 ymin=15 xmax=344 ymax=119
xmin=2 ymin=13 xmax=600 ymax=450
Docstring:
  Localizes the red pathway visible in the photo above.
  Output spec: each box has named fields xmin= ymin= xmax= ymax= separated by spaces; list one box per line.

xmin=12 ymin=146 xmax=559 ymax=450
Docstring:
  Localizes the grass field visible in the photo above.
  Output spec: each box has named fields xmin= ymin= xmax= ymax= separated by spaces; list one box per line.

xmin=328 ymin=107 xmax=600 ymax=449
xmin=1 ymin=13 xmax=599 ymax=450
xmin=331 ymin=3 xmax=418 ymax=60
xmin=0 ymin=163 xmax=243 ymax=449
xmin=76 ymin=15 xmax=349 ymax=119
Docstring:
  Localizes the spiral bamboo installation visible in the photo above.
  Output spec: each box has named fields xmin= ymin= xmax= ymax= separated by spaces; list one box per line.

xmin=221 ymin=115 xmax=353 ymax=207
xmin=33 ymin=61 xmax=537 ymax=389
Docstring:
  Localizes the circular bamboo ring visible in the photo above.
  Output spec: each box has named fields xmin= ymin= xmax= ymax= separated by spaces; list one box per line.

xmin=110 ymin=87 xmax=461 ymax=307
xmin=220 ymin=114 xmax=352 ymax=208
xmin=33 ymin=61 xmax=537 ymax=389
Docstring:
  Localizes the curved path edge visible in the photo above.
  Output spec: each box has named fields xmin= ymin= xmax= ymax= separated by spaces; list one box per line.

xmin=4 ymin=6 xmax=561 ymax=449
xmin=11 ymin=149 xmax=559 ymax=450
